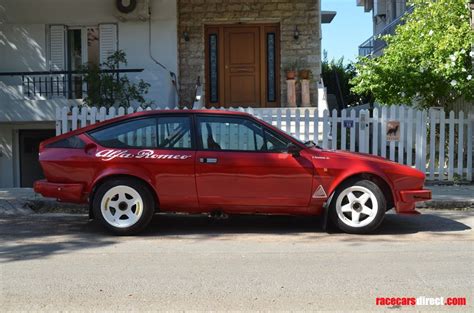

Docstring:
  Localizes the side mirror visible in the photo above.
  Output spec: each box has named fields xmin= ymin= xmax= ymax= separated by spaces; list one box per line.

xmin=287 ymin=144 xmax=301 ymax=157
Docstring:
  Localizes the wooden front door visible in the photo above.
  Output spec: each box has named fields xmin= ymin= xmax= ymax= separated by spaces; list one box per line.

xmin=224 ymin=27 xmax=261 ymax=107
xmin=205 ymin=24 xmax=280 ymax=108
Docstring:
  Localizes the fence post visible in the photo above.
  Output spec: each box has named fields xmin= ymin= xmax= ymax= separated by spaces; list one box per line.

xmin=118 ymin=107 xmax=125 ymax=116
xmin=406 ymin=107 xmax=414 ymax=167
xmin=55 ymin=107 xmax=61 ymax=135
xmin=276 ymin=109 xmax=282 ymax=130
xmin=108 ymin=107 xmax=116 ymax=120
xmin=414 ymin=110 xmax=422 ymax=170
xmin=313 ymin=109 xmax=319 ymax=145
xmin=90 ymin=107 xmax=97 ymax=125
xmin=428 ymin=108 xmax=436 ymax=180
xmin=295 ymin=109 xmax=301 ymax=140
xmin=381 ymin=107 xmax=387 ymax=158
xmin=341 ymin=109 xmax=347 ymax=151
xmin=332 ymin=109 xmax=338 ymax=150
xmin=98 ymin=107 xmax=106 ymax=122
xmin=372 ymin=108 xmax=379 ymax=155
xmin=61 ymin=106 xmax=68 ymax=134
xmin=448 ymin=111 xmax=455 ymax=181
xmin=438 ymin=109 xmax=446 ymax=181
xmin=389 ymin=106 xmax=396 ymax=161
xmin=398 ymin=106 xmax=405 ymax=164
xmin=457 ymin=111 xmax=465 ymax=178
xmin=322 ymin=110 xmax=329 ymax=149
xmin=350 ymin=109 xmax=356 ymax=152
xmin=304 ymin=109 xmax=310 ymax=142
xmin=71 ymin=106 xmax=78 ymax=131
xmin=285 ymin=109 xmax=291 ymax=135
xmin=80 ymin=107 xmax=87 ymax=128
xmin=421 ymin=110 xmax=428 ymax=174
xmin=467 ymin=112 xmax=473 ymax=181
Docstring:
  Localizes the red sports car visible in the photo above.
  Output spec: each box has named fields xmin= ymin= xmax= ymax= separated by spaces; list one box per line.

xmin=34 ymin=110 xmax=431 ymax=235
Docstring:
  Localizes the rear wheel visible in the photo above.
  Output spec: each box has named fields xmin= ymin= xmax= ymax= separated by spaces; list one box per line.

xmin=92 ymin=178 xmax=155 ymax=235
xmin=330 ymin=179 xmax=386 ymax=234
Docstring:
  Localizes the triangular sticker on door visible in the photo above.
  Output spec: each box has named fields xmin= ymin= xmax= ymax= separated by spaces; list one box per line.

xmin=312 ymin=185 xmax=327 ymax=199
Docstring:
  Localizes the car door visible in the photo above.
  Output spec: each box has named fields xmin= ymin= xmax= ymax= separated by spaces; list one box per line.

xmin=195 ymin=115 xmax=314 ymax=210
xmin=87 ymin=114 xmax=199 ymax=211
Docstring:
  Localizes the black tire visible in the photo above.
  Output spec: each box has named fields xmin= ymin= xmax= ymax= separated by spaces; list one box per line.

xmin=92 ymin=177 xmax=155 ymax=235
xmin=329 ymin=179 xmax=386 ymax=234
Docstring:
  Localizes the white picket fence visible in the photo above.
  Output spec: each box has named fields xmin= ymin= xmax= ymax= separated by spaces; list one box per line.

xmin=56 ymin=105 xmax=473 ymax=182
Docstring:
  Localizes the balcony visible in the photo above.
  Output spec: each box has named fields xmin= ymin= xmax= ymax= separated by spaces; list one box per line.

xmin=0 ymin=68 xmax=144 ymax=100
xmin=358 ymin=5 xmax=414 ymax=57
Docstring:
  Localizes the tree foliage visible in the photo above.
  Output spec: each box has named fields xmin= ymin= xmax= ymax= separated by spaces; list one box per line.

xmin=351 ymin=0 xmax=474 ymax=108
xmin=321 ymin=54 xmax=372 ymax=108
xmin=81 ymin=50 xmax=152 ymax=108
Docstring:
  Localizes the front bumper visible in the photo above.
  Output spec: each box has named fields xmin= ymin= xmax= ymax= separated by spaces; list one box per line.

xmin=33 ymin=180 xmax=85 ymax=203
xmin=396 ymin=189 xmax=432 ymax=214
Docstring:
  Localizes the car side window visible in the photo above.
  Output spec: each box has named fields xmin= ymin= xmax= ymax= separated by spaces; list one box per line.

xmin=197 ymin=116 xmax=265 ymax=151
xmin=197 ymin=116 xmax=291 ymax=152
xmin=156 ymin=116 xmax=192 ymax=149
xmin=88 ymin=116 xmax=192 ymax=149
xmin=263 ymin=129 xmax=291 ymax=152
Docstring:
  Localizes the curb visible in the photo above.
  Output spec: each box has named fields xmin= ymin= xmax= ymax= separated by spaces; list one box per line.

xmin=417 ymin=200 xmax=474 ymax=210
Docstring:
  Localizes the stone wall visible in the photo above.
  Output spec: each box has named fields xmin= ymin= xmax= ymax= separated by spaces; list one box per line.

xmin=177 ymin=0 xmax=321 ymax=107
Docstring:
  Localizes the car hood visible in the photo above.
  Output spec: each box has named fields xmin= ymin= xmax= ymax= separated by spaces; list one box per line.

xmin=308 ymin=148 xmax=425 ymax=178
xmin=309 ymin=148 xmax=393 ymax=164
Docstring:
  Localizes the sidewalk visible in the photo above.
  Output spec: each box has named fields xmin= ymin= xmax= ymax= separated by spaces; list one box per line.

xmin=419 ymin=184 xmax=474 ymax=209
xmin=0 ymin=188 xmax=86 ymax=216
xmin=0 ymin=185 xmax=473 ymax=216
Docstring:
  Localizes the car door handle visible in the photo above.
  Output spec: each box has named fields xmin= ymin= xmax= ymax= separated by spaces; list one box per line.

xmin=200 ymin=158 xmax=218 ymax=164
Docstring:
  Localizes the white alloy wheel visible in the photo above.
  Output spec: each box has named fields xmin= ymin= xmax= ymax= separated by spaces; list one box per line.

xmin=335 ymin=185 xmax=378 ymax=228
xmin=100 ymin=185 xmax=144 ymax=228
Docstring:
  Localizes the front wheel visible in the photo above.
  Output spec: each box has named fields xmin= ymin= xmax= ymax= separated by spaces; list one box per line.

xmin=330 ymin=179 xmax=386 ymax=234
xmin=92 ymin=178 xmax=155 ymax=235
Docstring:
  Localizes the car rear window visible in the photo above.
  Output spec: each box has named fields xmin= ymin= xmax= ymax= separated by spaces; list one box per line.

xmin=88 ymin=116 xmax=193 ymax=149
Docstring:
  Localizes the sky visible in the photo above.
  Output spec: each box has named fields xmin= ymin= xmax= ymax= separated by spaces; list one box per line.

xmin=321 ymin=0 xmax=373 ymax=63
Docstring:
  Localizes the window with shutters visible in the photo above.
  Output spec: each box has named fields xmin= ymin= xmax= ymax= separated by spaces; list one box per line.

xmin=46 ymin=24 xmax=117 ymax=99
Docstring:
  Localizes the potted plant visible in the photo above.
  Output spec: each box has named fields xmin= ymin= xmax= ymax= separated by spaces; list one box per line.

xmin=299 ymin=69 xmax=312 ymax=80
xmin=284 ymin=60 xmax=299 ymax=80
xmin=298 ymin=60 xmax=311 ymax=80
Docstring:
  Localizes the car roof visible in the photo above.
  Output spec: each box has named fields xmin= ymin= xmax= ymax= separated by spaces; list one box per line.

xmin=44 ymin=109 xmax=254 ymax=144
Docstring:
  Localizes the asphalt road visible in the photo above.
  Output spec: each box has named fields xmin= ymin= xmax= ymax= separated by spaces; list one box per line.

xmin=1 ymin=210 xmax=473 ymax=312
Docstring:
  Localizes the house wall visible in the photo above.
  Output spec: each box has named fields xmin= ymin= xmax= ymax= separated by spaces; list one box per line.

xmin=0 ymin=0 xmax=179 ymax=187
xmin=0 ymin=0 xmax=178 ymax=112
xmin=177 ymin=0 xmax=321 ymax=108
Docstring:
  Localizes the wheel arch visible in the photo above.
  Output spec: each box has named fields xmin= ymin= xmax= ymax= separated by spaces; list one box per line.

xmin=326 ymin=172 xmax=395 ymax=211
xmin=88 ymin=174 xmax=160 ymax=219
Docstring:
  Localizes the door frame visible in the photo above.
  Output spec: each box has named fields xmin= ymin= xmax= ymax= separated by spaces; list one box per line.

xmin=204 ymin=23 xmax=281 ymax=108
xmin=18 ymin=129 xmax=56 ymax=187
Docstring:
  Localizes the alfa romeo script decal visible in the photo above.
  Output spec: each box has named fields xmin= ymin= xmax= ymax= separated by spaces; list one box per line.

xmin=96 ymin=149 xmax=192 ymax=161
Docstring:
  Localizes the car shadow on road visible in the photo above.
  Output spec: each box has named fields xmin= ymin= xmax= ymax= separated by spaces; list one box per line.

xmin=141 ymin=211 xmax=471 ymax=237
xmin=372 ymin=211 xmax=472 ymax=235
xmin=0 ymin=211 xmax=470 ymax=263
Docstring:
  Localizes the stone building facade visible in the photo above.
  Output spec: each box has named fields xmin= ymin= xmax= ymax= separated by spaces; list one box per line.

xmin=177 ymin=0 xmax=321 ymax=108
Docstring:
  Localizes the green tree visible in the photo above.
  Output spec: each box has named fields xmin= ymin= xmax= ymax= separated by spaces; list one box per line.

xmin=351 ymin=0 xmax=474 ymax=108
xmin=81 ymin=50 xmax=152 ymax=108
xmin=321 ymin=53 xmax=372 ymax=108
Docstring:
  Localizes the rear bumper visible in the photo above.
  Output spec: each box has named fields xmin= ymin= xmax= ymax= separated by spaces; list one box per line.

xmin=396 ymin=189 xmax=432 ymax=214
xmin=33 ymin=180 xmax=86 ymax=203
